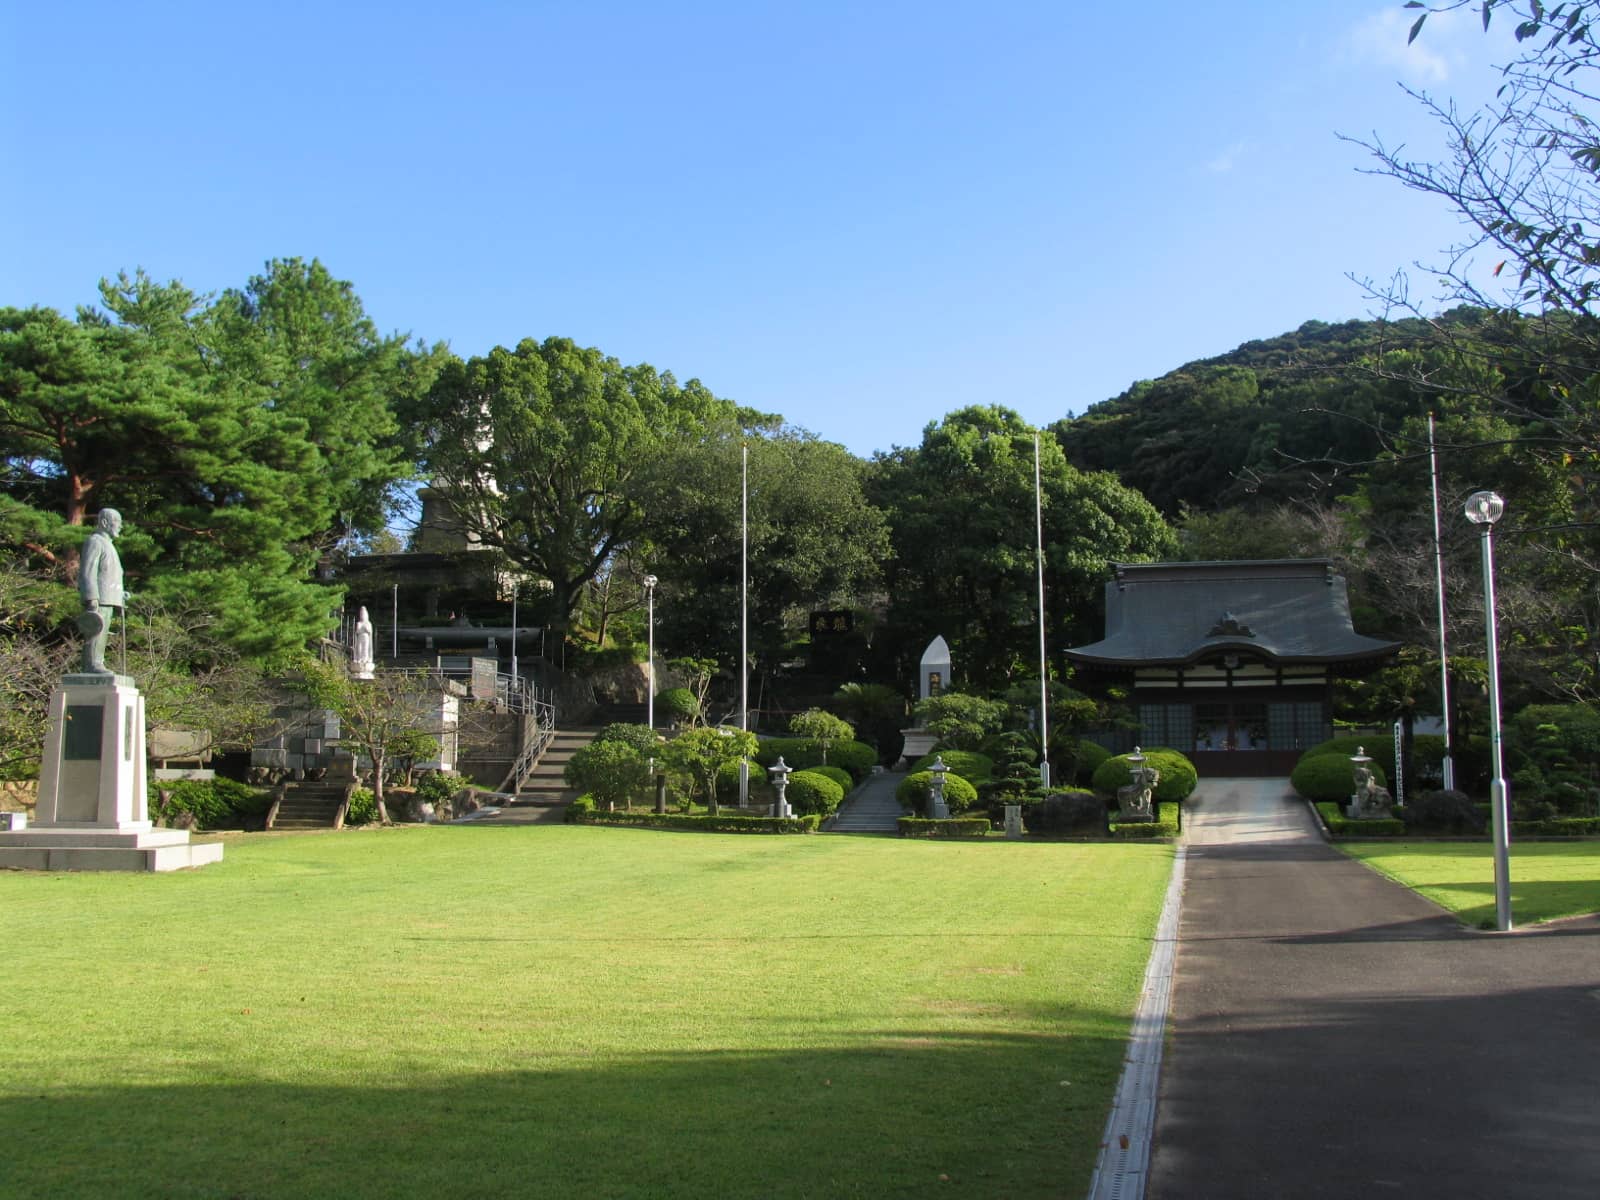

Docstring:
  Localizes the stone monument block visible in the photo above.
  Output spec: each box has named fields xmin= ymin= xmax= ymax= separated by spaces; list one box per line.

xmin=0 ymin=673 xmax=223 ymax=872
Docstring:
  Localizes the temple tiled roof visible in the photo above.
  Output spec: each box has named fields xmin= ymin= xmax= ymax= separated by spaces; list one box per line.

xmin=1065 ymin=559 xmax=1400 ymax=667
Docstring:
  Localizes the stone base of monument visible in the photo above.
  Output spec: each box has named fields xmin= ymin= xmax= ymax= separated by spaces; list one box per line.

xmin=0 ymin=672 xmax=224 ymax=873
xmin=0 ymin=826 xmax=224 ymax=872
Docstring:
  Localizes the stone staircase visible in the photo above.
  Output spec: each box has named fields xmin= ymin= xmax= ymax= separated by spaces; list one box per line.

xmin=828 ymin=771 xmax=906 ymax=833
xmin=270 ymin=781 xmax=350 ymax=830
xmin=510 ymin=726 xmax=601 ymax=813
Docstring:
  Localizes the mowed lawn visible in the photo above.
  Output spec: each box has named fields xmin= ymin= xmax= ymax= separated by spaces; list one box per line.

xmin=1341 ymin=841 xmax=1600 ymax=927
xmin=1 ymin=826 xmax=1172 ymax=1199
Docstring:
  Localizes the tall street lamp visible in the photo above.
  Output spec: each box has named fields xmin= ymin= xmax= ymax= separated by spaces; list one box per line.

xmin=644 ymin=575 xmax=658 ymax=734
xmin=1464 ymin=489 xmax=1512 ymax=932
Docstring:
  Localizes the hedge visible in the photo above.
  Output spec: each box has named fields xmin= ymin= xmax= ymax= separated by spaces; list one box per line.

xmin=895 ymin=769 xmax=980 ymax=814
xmin=897 ymin=817 xmax=990 ymax=838
xmin=1091 ymin=748 xmax=1198 ymax=801
xmin=1109 ymin=802 xmax=1182 ymax=840
xmin=567 ymin=804 xmax=819 ymax=834
xmin=1291 ymin=753 xmax=1388 ymax=803
xmin=755 ymin=737 xmax=877 ymax=779
xmin=1314 ymin=801 xmax=1405 ymax=838
xmin=148 ymin=777 xmax=271 ymax=830
xmin=1510 ymin=817 xmax=1600 ymax=837
xmin=910 ymin=750 xmax=994 ymax=780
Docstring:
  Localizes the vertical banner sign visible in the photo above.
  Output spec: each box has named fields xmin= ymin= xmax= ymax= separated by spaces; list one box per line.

xmin=1393 ymin=720 xmax=1404 ymax=807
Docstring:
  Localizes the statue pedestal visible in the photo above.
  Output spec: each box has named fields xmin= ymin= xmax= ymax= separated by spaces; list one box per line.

xmin=0 ymin=674 xmax=223 ymax=873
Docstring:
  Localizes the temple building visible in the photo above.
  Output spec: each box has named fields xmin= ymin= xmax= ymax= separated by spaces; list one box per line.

xmin=1065 ymin=560 xmax=1399 ymax=776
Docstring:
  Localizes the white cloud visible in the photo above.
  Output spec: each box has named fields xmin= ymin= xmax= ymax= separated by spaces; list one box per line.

xmin=1206 ymin=141 xmax=1249 ymax=173
xmin=1344 ymin=7 xmax=1463 ymax=85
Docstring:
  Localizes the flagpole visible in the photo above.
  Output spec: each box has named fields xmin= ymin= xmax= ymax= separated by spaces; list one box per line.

xmin=1428 ymin=413 xmax=1455 ymax=791
xmin=739 ymin=440 xmax=750 ymax=806
xmin=1035 ymin=433 xmax=1050 ymax=791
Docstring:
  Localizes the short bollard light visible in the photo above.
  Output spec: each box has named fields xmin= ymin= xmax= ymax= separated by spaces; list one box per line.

xmin=768 ymin=756 xmax=793 ymax=819
xmin=927 ymin=755 xmax=951 ymax=819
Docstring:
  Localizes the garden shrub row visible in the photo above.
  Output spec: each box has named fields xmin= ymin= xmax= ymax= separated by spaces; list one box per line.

xmin=1314 ymin=802 xmax=1406 ymax=838
xmin=1109 ymin=803 xmax=1182 ymax=840
xmin=896 ymin=816 xmax=990 ymax=838
xmin=147 ymin=778 xmax=271 ymax=830
xmin=567 ymin=803 xmax=820 ymax=834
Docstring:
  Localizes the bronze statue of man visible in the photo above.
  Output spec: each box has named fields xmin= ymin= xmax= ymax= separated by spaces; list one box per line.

xmin=78 ymin=508 xmax=125 ymax=674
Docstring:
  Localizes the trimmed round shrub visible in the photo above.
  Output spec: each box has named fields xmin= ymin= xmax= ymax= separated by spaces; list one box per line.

xmin=1290 ymin=752 xmax=1388 ymax=803
xmin=1024 ymin=790 xmax=1108 ymax=835
xmin=595 ymin=723 xmax=662 ymax=755
xmin=1399 ymin=788 xmax=1485 ymax=834
xmin=895 ymin=769 xmax=979 ymax=815
xmin=1091 ymin=748 xmax=1198 ymax=801
xmin=715 ymin=759 xmax=773 ymax=806
xmin=910 ymin=750 xmax=994 ymax=780
xmin=785 ymin=769 xmax=846 ymax=816
xmin=1063 ymin=739 xmax=1111 ymax=785
xmin=807 ymin=765 xmax=853 ymax=793
xmin=655 ymin=688 xmax=700 ymax=725
xmin=1302 ymin=736 xmax=1398 ymax=785
xmin=755 ymin=737 xmax=876 ymax=779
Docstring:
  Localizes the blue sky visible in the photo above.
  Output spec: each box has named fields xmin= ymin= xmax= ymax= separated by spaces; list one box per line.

xmin=3 ymin=2 xmax=1520 ymax=458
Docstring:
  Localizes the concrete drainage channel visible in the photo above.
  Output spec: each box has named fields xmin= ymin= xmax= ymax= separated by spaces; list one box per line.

xmin=1085 ymin=845 xmax=1187 ymax=1200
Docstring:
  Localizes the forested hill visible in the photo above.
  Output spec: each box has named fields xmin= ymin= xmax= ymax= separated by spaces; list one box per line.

xmin=1051 ymin=309 xmax=1490 ymax=517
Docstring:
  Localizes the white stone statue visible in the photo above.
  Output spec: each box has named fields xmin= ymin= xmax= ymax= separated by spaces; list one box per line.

xmin=78 ymin=508 xmax=124 ymax=675
xmin=351 ymin=606 xmax=376 ymax=679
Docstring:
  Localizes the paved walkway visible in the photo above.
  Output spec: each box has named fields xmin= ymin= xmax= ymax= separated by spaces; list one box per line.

xmin=1147 ymin=777 xmax=1600 ymax=1199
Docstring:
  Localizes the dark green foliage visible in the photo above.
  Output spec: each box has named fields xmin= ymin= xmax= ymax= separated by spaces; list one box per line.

xmin=655 ymin=688 xmax=700 ymax=725
xmin=985 ymin=731 xmax=1043 ymax=807
xmin=912 ymin=693 xmax=1008 ymax=751
xmin=567 ymin=808 xmax=820 ymax=834
xmin=148 ymin=777 xmax=269 ymax=830
xmin=1509 ymin=817 xmax=1600 ymax=836
xmin=896 ymin=816 xmax=990 ymax=838
xmin=788 ymin=708 xmax=855 ymax=764
xmin=1023 ymin=791 xmax=1107 ymax=836
xmin=1110 ymin=803 xmax=1183 ymax=840
xmin=895 ymin=769 xmax=979 ymax=815
xmin=754 ymin=737 xmax=876 ymax=779
xmin=1048 ymin=737 xmax=1111 ymax=785
xmin=1291 ymin=753 xmax=1389 ymax=803
xmin=870 ymin=407 xmax=1175 ymax=687
xmin=910 ymin=750 xmax=993 ymax=780
xmin=1399 ymin=789 xmax=1486 ymax=834
xmin=1314 ymin=802 xmax=1406 ymax=838
xmin=345 ymin=787 xmax=378 ymax=826
xmin=565 ymin=739 xmax=650 ymax=810
xmin=784 ymin=769 xmax=846 ymax=817
xmin=1092 ymin=749 xmax=1198 ymax=801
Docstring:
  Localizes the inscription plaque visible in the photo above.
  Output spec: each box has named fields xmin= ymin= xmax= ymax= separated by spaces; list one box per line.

xmin=64 ymin=705 xmax=105 ymax=760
